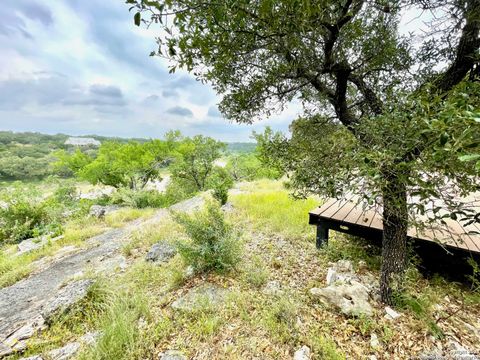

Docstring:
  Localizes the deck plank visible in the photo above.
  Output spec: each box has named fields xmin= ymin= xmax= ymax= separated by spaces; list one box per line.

xmin=310 ymin=193 xmax=480 ymax=254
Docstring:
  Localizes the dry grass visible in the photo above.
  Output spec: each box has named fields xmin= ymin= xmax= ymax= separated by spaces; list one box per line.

xmin=11 ymin=180 xmax=480 ymax=360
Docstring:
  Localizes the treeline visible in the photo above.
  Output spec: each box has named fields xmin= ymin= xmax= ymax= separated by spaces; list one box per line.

xmin=0 ymin=131 xmax=257 ymax=181
xmin=55 ymin=131 xmax=280 ymax=204
xmin=0 ymin=131 xmax=279 ymax=245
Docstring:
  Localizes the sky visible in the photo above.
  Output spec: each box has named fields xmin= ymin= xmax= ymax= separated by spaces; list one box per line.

xmin=0 ymin=0 xmax=297 ymax=142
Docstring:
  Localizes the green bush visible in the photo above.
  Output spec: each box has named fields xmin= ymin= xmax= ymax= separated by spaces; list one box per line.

xmin=207 ymin=167 xmax=233 ymax=205
xmin=110 ymin=183 xmax=192 ymax=209
xmin=0 ymin=186 xmax=64 ymax=244
xmin=173 ymin=202 xmax=242 ymax=273
xmin=53 ymin=184 xmax=78 ymax=206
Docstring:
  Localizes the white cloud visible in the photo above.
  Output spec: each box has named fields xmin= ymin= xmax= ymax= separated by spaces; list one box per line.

xmin=0 ymin=0 xmax=295 ymax=141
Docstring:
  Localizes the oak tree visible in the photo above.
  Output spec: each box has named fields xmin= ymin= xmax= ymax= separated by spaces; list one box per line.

xmin=130 ymin=0 xmax=480 ymax=303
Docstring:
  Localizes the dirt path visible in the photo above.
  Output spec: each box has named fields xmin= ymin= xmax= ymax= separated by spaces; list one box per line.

xmin=0 ymin=195 xmax=205 ymax=342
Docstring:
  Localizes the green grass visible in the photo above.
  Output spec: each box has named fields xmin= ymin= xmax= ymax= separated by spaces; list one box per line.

xmin=242 ymin=255 xmax=270 ymax=288
xmin=0 ymin=207 xmax=153 ymax=288
xmin=12 ymin=180 xmax=480 ymax=359
xmin=104 ymin=207 xmax=155 ymax=228
xmin=122 ymin=219 xmax=182 ymax=257
xmin=231 ymin=180 xmax=318 ymax=239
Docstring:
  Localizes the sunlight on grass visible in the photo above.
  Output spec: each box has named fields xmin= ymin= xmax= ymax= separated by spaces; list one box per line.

xmin=0 ymin=209 xmax=153 ymax=288
xmin=122 ymin=218 xmax=182 ymax=257
xmin=231 ymin=180 xmax=319 ymax=239
xmin=105 ymin=208 xmax=155 ymax=228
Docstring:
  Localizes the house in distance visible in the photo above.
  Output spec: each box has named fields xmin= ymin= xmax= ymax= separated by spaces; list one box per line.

xmin=64 ymin=137 xmax=101 ymax=147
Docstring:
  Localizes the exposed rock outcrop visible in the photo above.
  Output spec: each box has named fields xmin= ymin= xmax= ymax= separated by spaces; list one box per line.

xmin=145 ymin=242 xmax=176 ymax=263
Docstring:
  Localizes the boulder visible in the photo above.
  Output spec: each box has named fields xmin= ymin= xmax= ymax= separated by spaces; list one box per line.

xmin=310 ymin=281 xmax=373 ymax=317
xmin=18 ymin=332 xmax=100 ymax=360
xmin=41 ymin=279 xmax=93 ymax=323
xmin=221 ymin=202 xmax=234 ymax=212
xmin=89 ymin=205 xmax=106 ymax=218
xmin=171 ymin=284 xmax=227 ymax=311
xmin=326 ymin=268 xmax=337 ymax=286
xmin=332 ymin=259 xmax=353 ymax=273
xmin=158 ymin=350 xmax=187 ymax=360
xmin=293 ymin=345 xmax=311 ymax=360
xmin=325 ymin=260 xmax=358 ymax=285
xmin=145 ymin=242 xmax=176 ymax=263
xmin=448 ymin=340 xmax=478 ymax=360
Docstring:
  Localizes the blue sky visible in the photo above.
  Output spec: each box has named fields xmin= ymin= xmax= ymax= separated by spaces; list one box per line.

xmin=0 ymin=0 xmax=296 ymax=141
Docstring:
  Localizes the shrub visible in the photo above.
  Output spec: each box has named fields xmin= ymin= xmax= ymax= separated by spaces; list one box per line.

xmin=53 ymin=184 xmax=78 ymax=206
xmin=0 ymin=185 xmax=67 ymax=244
xmin=173 ymin=202 xmax=242 ymax=273
xmin=110 ymin=183 xmax=193 ymax=209
xmin=0 ymin=189 xmax=54 ymax=244
xmin=207 ymin=168 xmax=233 ymax=206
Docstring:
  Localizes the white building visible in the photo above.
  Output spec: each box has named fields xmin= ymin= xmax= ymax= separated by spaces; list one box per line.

xmin=64 ymin=137 xmax=101 ymax=147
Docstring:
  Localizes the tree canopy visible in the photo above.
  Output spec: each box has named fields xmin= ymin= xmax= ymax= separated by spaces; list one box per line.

xmin=56 ymin=140 xmax=170 ymax=189
xmin=131 ymin=0 xmax=480 ymax=303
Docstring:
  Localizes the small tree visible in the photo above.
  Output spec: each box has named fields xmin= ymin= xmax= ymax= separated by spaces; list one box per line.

xmin=170 ymin=135 xmax=226 ymax=191
xmin=131 ymin=0 xmax=480 ymax=303
xmin=173 ymin=201 xmax=242 ymax=273
xmin=56 ymin=140 xmax=170 ymax=189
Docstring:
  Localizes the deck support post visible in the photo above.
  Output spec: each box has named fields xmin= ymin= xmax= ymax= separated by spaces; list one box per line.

xmin=316 ymin=223 xmax=329 ymax=248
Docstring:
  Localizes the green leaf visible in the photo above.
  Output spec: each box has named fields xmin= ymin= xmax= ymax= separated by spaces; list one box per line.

xmin=134 ymin=12 xmax=141 ymax=26
xmin=458 ymin=154 xmax=480 ymax=162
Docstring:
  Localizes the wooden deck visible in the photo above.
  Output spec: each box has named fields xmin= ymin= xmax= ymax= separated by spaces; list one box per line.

xmin=309 ymin=194 xmax=480 ymax=255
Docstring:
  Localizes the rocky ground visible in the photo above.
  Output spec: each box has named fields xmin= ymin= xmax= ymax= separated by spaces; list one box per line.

xmin=0 ymin=195 xmax=205 ymax=359
xmin=1 ymin=182 xmax=479 ymax=359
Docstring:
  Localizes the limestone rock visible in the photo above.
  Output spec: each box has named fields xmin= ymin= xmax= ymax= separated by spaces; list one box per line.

xmin=47 ymin=342 xmax=80 ymax=360
xmin=357 ymin=260 xmax=368 ymax=271
xmin=221 ymin=202 xmax=234 ymax=212
xmin=332 ymin=259 xmax=353 ymax=273
xmin=325 ymin=260 xmax=359 ymax=285
xmin=0 ymin=315 xmax=45 ymax=357
xmin=171 ymin=284 xmax=226 ymax=311
xmin=145 ymin=242 xmax=176 ymax=263
xmin=310 ymin=281 xmax=373 ymax=317
xmin=448 ymin=340 xmax=478 ymax=360
xmin=158 ymin=350 xmax=187 ymax=360
xmin=384 ymin=306 xmax=402 ymax=321
xmin=89 ymin=205 xmax=106 ymax=218
xmin=0 ymin=342 xmax=14 ymax=357
xmin=370 ymin=332 xmax=381 ymax=349
xmin=17 ymin=236 xmax=64 ymax=256
xmin=41 ymin=279 xmax=93 ymax=322
xmin=263 ymin=280 xmax=282 ymax=296
xmin=293 ymin=345 xmax=311 ymax=360
xmin=326 ymin=268 xmax=337 ymax=286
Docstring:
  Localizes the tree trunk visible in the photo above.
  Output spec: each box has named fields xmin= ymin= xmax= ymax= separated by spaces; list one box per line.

xmin=380 ymin=170 xmax=408 ymax=304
